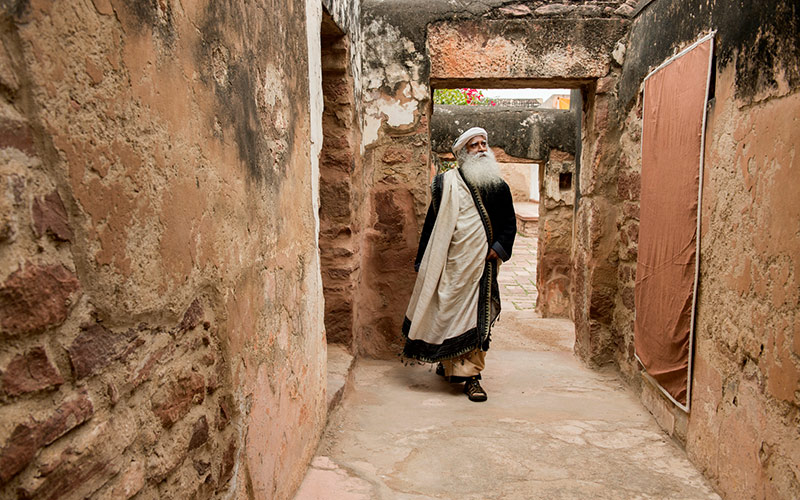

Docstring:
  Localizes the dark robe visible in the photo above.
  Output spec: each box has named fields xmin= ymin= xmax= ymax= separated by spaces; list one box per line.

xmin=401 ymin=169 xmax=517 ymax=362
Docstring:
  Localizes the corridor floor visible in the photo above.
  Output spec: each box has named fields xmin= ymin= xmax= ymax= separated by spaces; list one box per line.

xmin=295 ymin=235 xmax=720 ymax=500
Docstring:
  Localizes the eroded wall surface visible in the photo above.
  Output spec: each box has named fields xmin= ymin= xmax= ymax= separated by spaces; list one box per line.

xmin=615 ymin=1 xmax=799 ymax=497
xmin=0 ymin=1 xmax=331 ymax=498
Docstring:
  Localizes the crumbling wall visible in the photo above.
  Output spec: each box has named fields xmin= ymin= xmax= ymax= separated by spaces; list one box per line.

xmin=0 ymin=1 xmax=331 ymax=498
xmin=319 ymin=14 xmax=364 ymax=351
xmin=613 ymin=1 xmax=800 ymax=497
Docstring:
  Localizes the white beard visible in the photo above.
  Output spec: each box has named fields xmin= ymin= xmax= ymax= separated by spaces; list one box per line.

xmin=458 ymin=148 xmax=504 ymax=189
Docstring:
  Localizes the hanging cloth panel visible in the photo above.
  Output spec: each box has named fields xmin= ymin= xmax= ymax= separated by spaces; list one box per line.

xmin=635 ymin=36 xmax=713 ymax=409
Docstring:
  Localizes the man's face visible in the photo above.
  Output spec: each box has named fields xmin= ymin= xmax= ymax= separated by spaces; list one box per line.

xmin=464 ymin=135 xmax=488 ymax=155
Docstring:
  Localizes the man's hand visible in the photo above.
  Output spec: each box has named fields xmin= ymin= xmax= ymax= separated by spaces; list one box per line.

xmin=486 ymin=249 xmax=500 ymax=262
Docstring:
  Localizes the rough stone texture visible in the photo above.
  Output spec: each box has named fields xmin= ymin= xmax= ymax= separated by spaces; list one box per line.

xmin=1 ymin=346 xmax=63 ymax=396
xmin=68 ymin=324 xmax=139 ymax=379
xmin=0 ymin=0 xmax=342 ymax=497
xmin=428 ymin=18 xmax=629 ymax=86
xmin=0 ymin=392 xmax=94 ymax=484
xmin=32 ymin=190 xmax=73 ymax=241
xmin=0 ymin=264 xmax=80 ymax=337
xmin=319 ymin=21 xmax=364 ymax=352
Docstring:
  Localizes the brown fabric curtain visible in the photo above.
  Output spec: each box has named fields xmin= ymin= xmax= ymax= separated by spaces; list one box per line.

xmin=635 ymin=37 xmax=713 ymax=407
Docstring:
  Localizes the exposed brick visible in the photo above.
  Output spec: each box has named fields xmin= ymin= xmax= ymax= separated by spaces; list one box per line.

xmin=0 ymin=392 xmax=93 ymax=484
xmin=617 ymin=171 xmax=641 ymax=201
xmin=0 ymin=264 xmax=80 ymax=337
xmin=32 ymin=190 xmax=73 ymax=241
xmin=152 ymin=372 xmax=205 ymax=427
xmin=179 ymin=298 xmax=204 ymax=332
xmin=0 ymin=116 xmax=34 ymax=154
xmin=68 ymin=324 xmax=138 ymax=379
xmin=188 ymin=416 xmax=209 ymax=451
xmin=218 ymin=438 xmax=237 ymax=489
xmin=1 ymin=346 xmax=63 ymax=396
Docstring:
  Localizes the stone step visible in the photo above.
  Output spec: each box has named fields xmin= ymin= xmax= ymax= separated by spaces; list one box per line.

xmin=326 ymin=343 xmax=356 ymax=413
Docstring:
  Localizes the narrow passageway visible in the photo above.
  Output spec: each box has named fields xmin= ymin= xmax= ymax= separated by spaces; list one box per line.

xmin=295 ymin=236 xmax=720 ymax=500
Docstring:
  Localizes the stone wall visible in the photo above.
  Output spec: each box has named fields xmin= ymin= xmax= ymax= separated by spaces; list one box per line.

xmin=537 ymin=150 xmax=575 ymax=318
xmin=612 ymin=1 xmax=800 ymax=497
xmin=430 ymin=105 xmax=576 ymax=160
xmin=319 ymin=13 xmax=364 ymax=351
xmin=0 ymin=0 xmax=342 ymax=498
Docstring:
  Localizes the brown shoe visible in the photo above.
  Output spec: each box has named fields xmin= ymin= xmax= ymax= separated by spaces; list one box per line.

xmin=464 ymin=377 xmax=487 ymax=402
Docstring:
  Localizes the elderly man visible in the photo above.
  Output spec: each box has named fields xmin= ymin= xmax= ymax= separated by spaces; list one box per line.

xmin=402 ymin=127 xmax=516 ymax=402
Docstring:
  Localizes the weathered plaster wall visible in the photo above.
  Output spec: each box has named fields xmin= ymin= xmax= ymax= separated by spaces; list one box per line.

xmin=0 ymin=1 xmax=332 ymax=498
xmin=613 ymin=1 xmax=800 ymax=497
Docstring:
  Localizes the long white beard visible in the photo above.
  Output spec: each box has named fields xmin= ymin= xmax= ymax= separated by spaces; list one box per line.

xmin=458 ymin=149 xmax=504 ymax=189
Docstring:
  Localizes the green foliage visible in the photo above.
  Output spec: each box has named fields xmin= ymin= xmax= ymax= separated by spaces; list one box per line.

xmin=433 ymin=88 xmax=497 ymax=106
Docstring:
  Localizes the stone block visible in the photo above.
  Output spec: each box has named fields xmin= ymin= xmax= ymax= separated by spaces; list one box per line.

xmin=0 ymin=392 xmax=94 ymax=484
xmin=179 ymin=298 xmax=204 ymax=332
xmin=0 ymin=263 xmax=80 ymax=337
xmin=617 ymin=171 xmax=641 ymax=201
xmin=1 ymin=346 xmax=64 ymax=396
xmin=188 ymin=416 xmax=209 ymax=451
xmin=0 ymin=116 xmax=34 ymax=154
xmin=68 ymin=324 xmax=138 ymax=379
xmin=152 ymin=372 xmax=206 ymax=427
xmin=534 ymin=4 xmax=575 ymax=16
xmin=111 ymin=460 xmax=145 ymax=499
xmin=32 ymin=190 xmax=73 ymax=241
xmin=218 ymin=438 xmax=237 ymax=489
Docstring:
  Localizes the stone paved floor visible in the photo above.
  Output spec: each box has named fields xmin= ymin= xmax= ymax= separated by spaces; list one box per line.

xmin=295 ymin=318 xmax=721 ymax=500
xmin=499 ymin=232 xmax=538 ymax=311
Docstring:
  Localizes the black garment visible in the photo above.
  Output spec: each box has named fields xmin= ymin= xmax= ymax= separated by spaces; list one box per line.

xmin=414 ymin=170 xmax=517 ymax=271
xmin=402 ymin=169 xmax=517 ymax=363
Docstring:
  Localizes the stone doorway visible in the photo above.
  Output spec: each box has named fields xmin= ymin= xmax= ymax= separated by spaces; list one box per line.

xmin=428 ymin=85 xmax=580 ymax=320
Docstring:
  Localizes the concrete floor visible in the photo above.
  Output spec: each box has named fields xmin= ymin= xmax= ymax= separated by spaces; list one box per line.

xmin=296 ymin=234 xmax=720 ymax=499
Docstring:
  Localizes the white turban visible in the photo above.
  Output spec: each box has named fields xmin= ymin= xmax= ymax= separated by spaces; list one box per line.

xmin=451 ymin=127 xmax=487 ymax=154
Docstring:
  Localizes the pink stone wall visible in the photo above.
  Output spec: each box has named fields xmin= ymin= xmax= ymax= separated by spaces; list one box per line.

xmin=0 ymin=2 xmax=326 ymax=498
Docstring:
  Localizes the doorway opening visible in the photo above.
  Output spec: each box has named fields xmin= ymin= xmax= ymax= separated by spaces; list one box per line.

xmin=428 ymin=86 xmax=578 ymax=318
